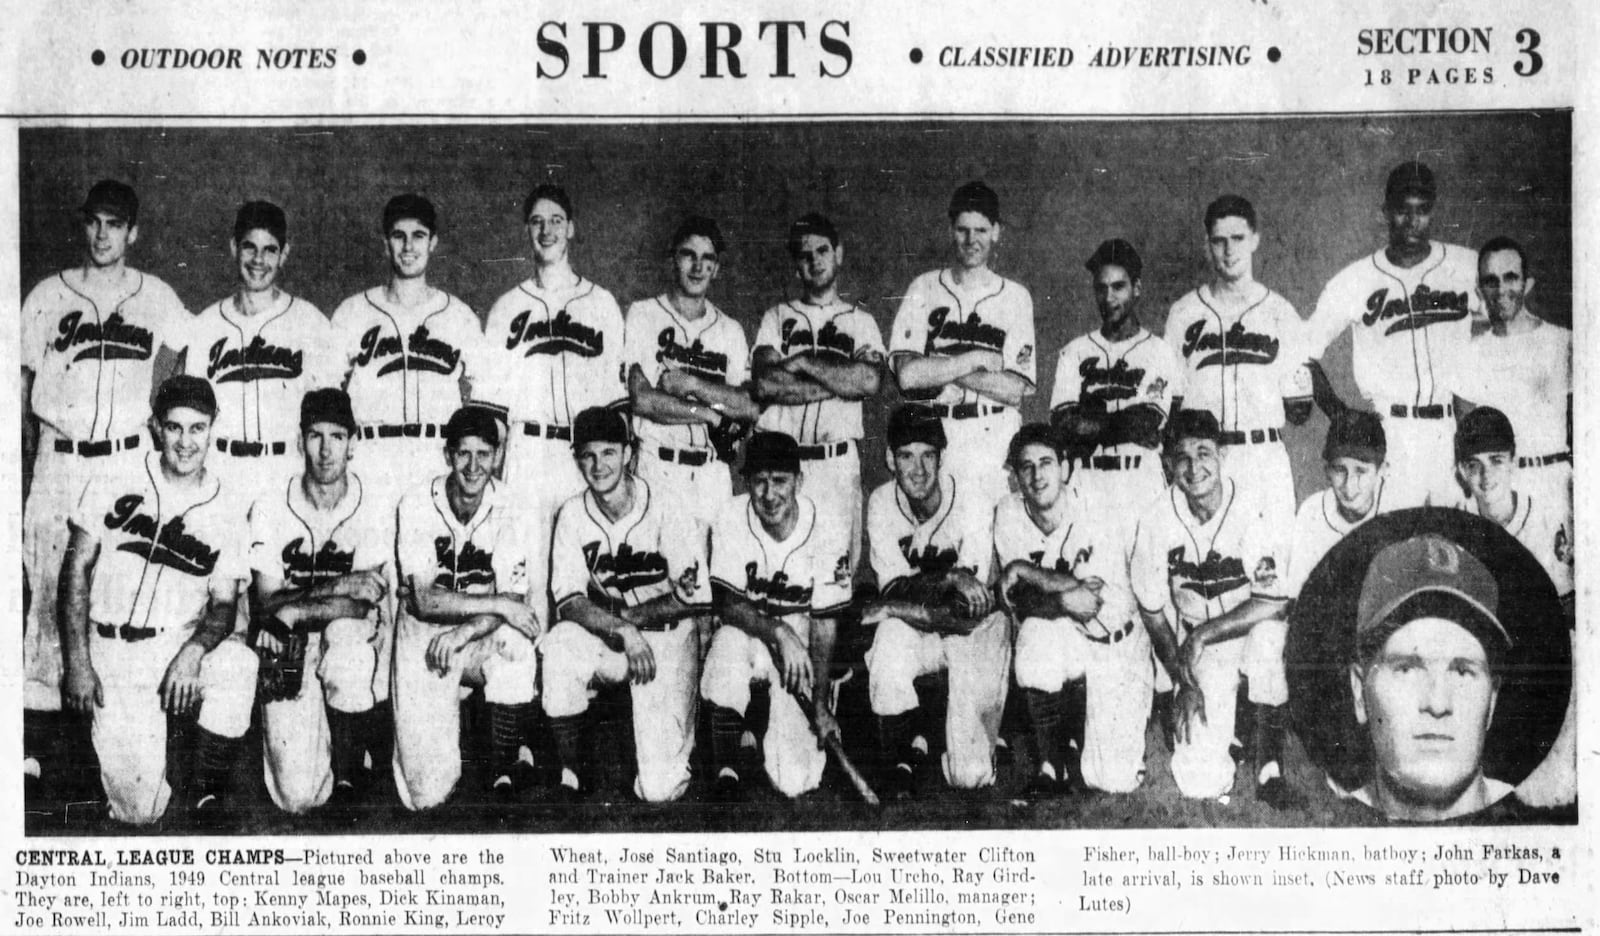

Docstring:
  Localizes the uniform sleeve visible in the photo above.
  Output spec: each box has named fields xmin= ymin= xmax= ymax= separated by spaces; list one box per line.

xmin=1303 ymin=269 xmax=1360 ymax=362
xmin=69 ymin=477 xmax=107 ymax=542
xmin=889 ymin=278 xmax=931 ymax=358
xmin=1049 ymin=345 xmax=1080 ymax=411
xmin=708 ymin=506 xmax=748 ymax=597
xmin=723 ymin=320 xmax=751 ymax=388
xmin=1000 ymin=288 xmax=1037 ymax=385
xmin=247 ymin=501 xmax=284 ymax=579
xmin=548 ymin=500 xmax=592 ymax=609
xmin=596 ymin=291 xmax=629 ymax=406
xmin=752 ymin=307 xmax=782 ymax=356
xmin=1129 ymin=508 xmax=1172 ymax=614
xmin=809 ymin=518 xmax=853 ymax=616
xmin=623 ymin=302 xmax=664 ymax=385
xmin=395 ymin=493 xmax=440 ymax=588
xmin=208 ymin=501 xmax=253 ymax=587
xmin=1144 ymin=339 xmax=1183 ymax=417
xmin=1245 ymin=504 xmax=1290 ymax=601
xmin=451 ymin=303 xmax=487 ymax=399
xmin=154 ymin=280 xmax=193 ymax=357
xmin=1162 ymin=300 xmax=1191 ymax=392
xmin=20 ymin=281 xmax=52 ymax=375
xmin=955 ymin=498 xmax=997 ymax=582
xmin=662 ymin=512 xmax=712 ymax=608
xmin=328 ymin=298 xmax=363 ymax=381
xmin=1274 ymin=303 xmax=1313 ymax=402
xmin=1282 ymin=501 xmax=1317 ymax=600
xmin=866 ymin=488 xmax=914 ymax=591
xmin=851 ymin=307 xmax=887 ymax=360
xmin=991 ymin=498 xmax=1024 ymax=566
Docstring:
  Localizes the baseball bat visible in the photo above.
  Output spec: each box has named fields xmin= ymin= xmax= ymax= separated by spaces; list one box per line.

xmin=796 ymin=691 xmax=880 ymax=807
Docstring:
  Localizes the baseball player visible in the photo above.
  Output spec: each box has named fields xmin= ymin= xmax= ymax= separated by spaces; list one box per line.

xmin=1130 ymin=410 xmax=1291 ymax=801
xmin=57 ymin=376 xmax=257 ymax=827
xmin=890 ymin=181 xmax=1036 ymax=514
xmin=624 ymin=216 xmax=759 ymax=528
xmin=330 ymin=194 xmax=489 ymax=515
xmin=994 ymin=423 xmax=1151 ymax=798
xmin=751 ymin=213 xmax=885 ymax=569
xmin=248 ymin=389 xmax=394 ymax=816
xmin=861 ymin=406 xmax=1011 ymax=799
xmin=186 ymin=201 xmax=342 ymax=503
xmin=1286 ymin=411 xmax=1392 ymax=600
xmin=1164 ymin=195 xmax=1312 ymax=528
xmin=391 ymin=407 xmax=541 ymax=810
xmin=1303 ymin=161 xmax=1482 ymax=508
xmin=1455 ymin=236 xmax=1572 ymax=527
xmin=22 ymin=180 xmax=191 ymax=794
xmin=701 ymin=432 xmax=852 ymax=801
xmin=540 ymin=407 xmax=712 ymax=801
xmin=1052 ymin=238 xmax=1181 ymax=518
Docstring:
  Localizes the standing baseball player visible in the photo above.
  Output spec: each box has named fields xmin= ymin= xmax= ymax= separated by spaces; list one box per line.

xmin=861 ymin=405 xmax=1011 ymax=799
xmin=1303 ymin=161 xmax=1482 ymax=508
xmin=701 ymin=432 xmax=852 ymax=801
xmin=391 ymin=407 xmax=542 ymax=810
xmin=22 ymin=180 xmax=192 ymax=794
xmin=248 ymin=389 xmax=394 ymax=816
xmin=1455 ymin=236 xmax=1572 ymax=527
xmin=540 ymin=407 xmax=712 ymax=801
xmin=1165 ymin=195 xmax=1312 ymax=527
xmin=890 ymin=181 xmax=1036 ymax=513
xmin=994 ymin=424 xmax=1151 ymax=798
xmin=186 ymin=201 xmax=342 ymax=503
xmin=1130 ymin=410 xmax=1291 ymax=802
xmin=331 ymin=194 xmax=489 ymax=515
xmin=1052 ymin=238 xmax=1181 ymax=518
xmin=624 ymin=216 xmax=759 ymax=528
xmin=57 ymin=376 xmax=257 ymax=827
xmin=751 ymin=213 xmax=885 ymax=569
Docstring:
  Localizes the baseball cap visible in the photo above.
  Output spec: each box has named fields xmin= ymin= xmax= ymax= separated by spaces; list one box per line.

xmin=788 ymin=212 xmax=839 ymax=254
xmin=383 ymin=193 xmax=438 ymax=235
xmin=1385 ymin=161 xmax=1437 ymax=207
xmin=234 ymin=200 xmax=287 ymax=245
xmin=669 ymin=215 xmax=726 ymax=255
xmin=443 ymin=406 xmax=500 ymax=448
xmin=1323 ymin=410 xmax=1387 ymax=465
xmin=886 ymin=405 xmax=948 ymax=451
xmin=300 ymin=388 xmax=357 ymax=434
xmin=154 ymin=375 xmax=218 ymax=420
xmin=1455 ymin=407 xmax=1516 ymax=462
xmin=1006 ymin=423 xmax=1062 ymax=467
xmin=81 ymin=179 xmax=139 ymax=225
xmin=571 ymin=406 xmax=630 ymax=450
xmin=1163 ymin=408 xmax=1222 ymax=453
xmin=1085 ymin=238 xmax=1142 ymax=281
xmin=523 ymin=183 xmax=575 ymax=222
xmin=1204 ymin=194 xmax=1257 ymax=231
xmin=1355 ymin=534 xmax=1511 ymax=658
xmin=741 ymin=432 xmax=801 ymax=477
xmin=948 ymin=181 xmax=1000 ymax=224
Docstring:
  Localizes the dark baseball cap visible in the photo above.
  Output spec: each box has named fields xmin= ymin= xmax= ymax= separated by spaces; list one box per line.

xmin=300 ymin=388 xmax=357 ymax=434
xmin=1085 ymin=238 xmax=1142 ymax=281
xmin=1163 ymin=408 xmax=1222 ymax=453
xmin=571 ymin=406 xmax=631 ymax=450
xmin=1355 ymin=534 xmax=1510 ymax=659
xmin=443 ymin=406 xmax=500 ymax=448
xmin=154 ymin=375 xmax=218 ymax=420
xmin=1455 ymin=407 xmax=1516 ymax=462
xmin=1323 ymin=410 xmax=1387 ymax=465
xmin=741 ymin=431 xmax=801 ymax=478
xmin=886 ymin=404 xmax=948 ymax=451
xmin=81 ymin=179 xmax=139 ymax=225
xmin=787 ymin=212 xmax=840 ymax=254
xmin=948 ymin=181 xmax=1000 ymax=224
xmin=234 ymin=200 xmax=287 ymax=245
xmin=383 ymin=193 xmax=438 ymax=234
xmin=1006 ymin=423 xmax=1062 ymax=467
xmin=1385 ymin=161 xmax=1437 ymax=207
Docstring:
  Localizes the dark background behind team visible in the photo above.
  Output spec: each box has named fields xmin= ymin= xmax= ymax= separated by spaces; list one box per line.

xmin=18 ymin=114 xmax=1571 ymax=506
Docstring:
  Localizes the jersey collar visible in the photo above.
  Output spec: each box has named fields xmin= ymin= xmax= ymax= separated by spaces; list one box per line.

xmin=428 ymin=474 xmax=502 ymax=537
xmin=286 ymin=471 xmax=366 ymax=532
xmin=1373 ymin=240 xmax=1445 ymax=279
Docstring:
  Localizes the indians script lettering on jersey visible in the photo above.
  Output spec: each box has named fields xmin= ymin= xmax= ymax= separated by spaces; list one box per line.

xmin=433 ymin=538 xmax=496 ymax=591
xmin=1079 ymin=357 xmax=1145 ymax=403
xmin=356 ymin=324 xmax=461 ymax=376
xmin=655 ymin=329 xmax=729 ymax=382
xmin=780 ymin=317 xmax=855 ymax=360
xmin=105 ymin=495 xmax=220 ymax=577
xmin=280 ymin=538 xmax=357 ymax=588
xmin=583 ymin=541 xmax=669 ymax=593
xmin=1180 ymin=319 xmax=1280 ymax=368
xmin=54 ymin=311 xmax=154 ymax=363
xmin=1030 ymin=546 xmax=1094 ymax=573
xmin=899 ymin=538 xmax=961 ymax=576
xmin=744 ymin=564 xmax=814 ymax=614
xmin=207 ymin=336 xmax=304 ymax=383
xmin=1361 ymin=283 xmax=1471 ymax=334
xmin=506 ymin=308 xmax=605 ymax=358
xmin=926 ymin=306 xmax=1005 ymax=355
xmin=1166 ymin=546 xmax=1249 ymax=601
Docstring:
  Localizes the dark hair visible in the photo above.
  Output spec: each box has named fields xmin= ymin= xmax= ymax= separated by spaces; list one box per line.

xmin=1204 ymin=194 xmax=1256 ymax=232
xmin=523 ymin=184 xmax=575 ymax=222
xmin=1478 ymin=235 xmax=1529 ymax=278
xmin=383 ymin=193 xmax=438 ymax=235
xmin=948 ymin=180 xmax=1001 ymax=224
xmin=1006 ymin=423 xmax=1062 ymax=467
xmin=233 ymin=200 xmax=287 ymax=245
xmin=443 ymin=406 xmax=500 ymax=449
xmin=787 ymin=213 xmax=839 ymax=256
xmin=668 ymin=215 xmax=726 ymax=256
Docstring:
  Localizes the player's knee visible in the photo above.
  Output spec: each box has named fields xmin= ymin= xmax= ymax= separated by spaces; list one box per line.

xmin=1013 ymin=619 xmax=1063 ymax=690
xmin=942 ymin=750 xmax=995 ymax=790
xmin=481 ymin=640 xmax=538 ymax=705
xmin=634 ymin=763 xmax=692 ymax=803
xmin=197 ymin=641 xmax=258 ymax=737
xmin=320 ymin=635 xmax=378 ymax=714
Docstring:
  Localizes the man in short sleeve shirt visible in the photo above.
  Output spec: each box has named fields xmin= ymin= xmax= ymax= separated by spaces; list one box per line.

xmin=1285 ymin=411 xmax=1393 ymax=601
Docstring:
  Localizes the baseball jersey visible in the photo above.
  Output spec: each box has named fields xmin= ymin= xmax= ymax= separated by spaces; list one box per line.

xmin=1305 ymin=242 xmax=1482 ymax=409
xmin=330 ymin=288 xmax=487 ymax=427
xmin=248 ymin=472 xmax=393 ymax=602
xmin=1164 ymin=285 xmax=1305 ymax=433
xmin=396 ymin=477 xmax=532 ymax=605
xmin=889 ymin=269 xmax=1036 ymax=407
xmin=1457 ymin=322 xmax=1572 ymax=457
xmin=1285 ymin=482 xmax=1391 ymax=598
xmin=185 ymin=294 xmax=342 ymax=446
xmin=752 ymin=298 xmax=886 ymax=444
xmin=71 ymin=453 xmax=248 ymax=632
xmin=710 ymin=494 xmax=852 ymax=623
xmin=474 ymin=277 xmax=627 ymax=427
xmin=22 ymin=269 xmax=189 ymax=441
xmin=1466 ymin=491 xmax=1574 ymax=599
xmin=1131 ymin=479 xmax=1288 ymax=628
xmin=993 ymin=488 xmax=1137 ymax=635
xmin=623 ymin=295 xmax=750 ymax=451
xmin=549 ymin=479 xmax=711 ymax=614
xmin=1052 ymin=326 xmax=1181 ymax=455
xmin=866 ymin=474 xmax=995 ymax=593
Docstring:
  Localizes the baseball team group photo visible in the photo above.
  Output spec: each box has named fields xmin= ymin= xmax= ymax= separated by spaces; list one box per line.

xmin=15 ymin=114 xmax=1573 ymax=836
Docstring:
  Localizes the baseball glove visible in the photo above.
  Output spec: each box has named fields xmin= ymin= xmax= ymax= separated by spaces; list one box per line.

xmin=256 ymin=628 xmax=310 ymax=703
xmin=708 ymin=415 xmax=753 ymax=464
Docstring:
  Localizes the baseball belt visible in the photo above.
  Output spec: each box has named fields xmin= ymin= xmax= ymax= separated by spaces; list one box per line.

xmin=1388 ymin=403 xmax=1453 ymax=420
xmin=796 ymin=440 xmax=852 ymax=460
xmin=1218 ymin=428 xmax=1281 ymax=446
xmin=216 ymin=438 xmax=288 ymax=457
xmin=521 ymin=421 xmax=573 ymax=441
xmin=1079 ymin=454 xmax=1142 ymax=471
xmin=1083 ymin=619 xmax=1137 ymax=645
xmin=55 ymin=434 xmax=141 ymax=458
xmin=656 ymin=445 xmax=711 ymax=467
xmin=933 ymin=402 xmax=1009 ymax=420
xmin=96 ymin=622 xmax=157 ymax=642
xmin=1520 ymin=451 xmax=1572 ymax=468
xmin=361 ymin=422 xmax=446 ymax=440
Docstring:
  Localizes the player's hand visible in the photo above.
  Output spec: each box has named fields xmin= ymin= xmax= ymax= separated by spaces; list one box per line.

xmin=159 ymin=642 xmax=207 ymax=716
xmin=1178 ymin=634 xmax=1207 ymax=689
xmin=497 ymin=597 xmax=542 ymax=642
xmin=997 ymin=564 xmax=1027 ymax=614
xmin=771 ymin=625 xmax=813 ymax=695
xmin=658 ymin=368 xmax=697 ymax=397
xmin=255 ymin=628 xmax=285 ymax=654
xmin=618 ymin=626 xmax=657 ymax=684
xmin=947 ymin=571 xmax=993 ymax=619
xmin=426 ymin=627 xmax=471 ymax=676
xmin=64 ymin=661 xmax=104 ymax=712
xmin=339 ymin=570 xmax=388 ymax=605
xmin=859 ymin=603 xmax=892 ymax=626
xmin=1059 ymin=577 xmax=1104 ymax=623
xmin=812 ymin=703 xmax=841 ymax=747
xmin=1174 ymin=684 xmax=1207 ymax=746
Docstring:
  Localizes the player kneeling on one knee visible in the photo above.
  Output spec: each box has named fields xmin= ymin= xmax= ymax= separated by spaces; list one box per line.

xmin=701 ymin=432 xmax=852 ymax=801
xmin=391 ymin=407 xmax=543 ymax=811
xmin=541 ymin=407 xmax=711 ymax=802
xmin=60 ymin=376 xmax=257 ymax=827
xmin=861 ymin=405 xmax=1011 ymax=798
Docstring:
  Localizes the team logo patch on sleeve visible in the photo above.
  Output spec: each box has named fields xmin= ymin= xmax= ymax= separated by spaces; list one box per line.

xmin=1252 ymin=557 xmax=1279 ymax=589
xmin=1016 ymin=344 xmax=1033 ymax=367
xmin=1555 ymin=526 xmax=1574 ymax=566
xmin=1146 ymin=377 xmax=1168 ymax=400
xmin=832 ymin=554 xmax=852 ymax=586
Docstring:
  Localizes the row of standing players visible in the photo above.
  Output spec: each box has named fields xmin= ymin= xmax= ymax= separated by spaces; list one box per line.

xmin=21 ymin=164 xmax=1572 ymax=825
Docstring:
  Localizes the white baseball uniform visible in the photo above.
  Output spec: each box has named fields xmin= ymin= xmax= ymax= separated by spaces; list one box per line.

xmin=69 ymin=453 xmax=256 ymax=825
xmin=890 ymin=269 xmax=1035 ymax=512
xmin=1285 ymin=481 xmax=1393 ymax=599
xmin=1165 ymin=285 xmax=1308 ymax=526
xmin=248 ymin=471 xmax=393 ymax=814
xmin=23 ymin=269 xmax=189 ymax=712
xmin=702 ymin=494 xmax=852 ymax=798
xmin=624 ymin=296 xmax=749 ymax=526
xmin=753 ymin=298 xmax=886 ymax=569
xmin=391 ymin=476 xmax=537 ymax=812
xmin=1305 ymin=243 xmax=1482 ymax=508
xmin=1051 ymin=325 xmax=1181 ymax=519
xmin=542 ymin=478 xmax=711 ymax=802
xmin=993 ymin=485 xmax=1151 ymax=793
xmin=865 ymin=475 xmax=1011 ymax=789
xmin=1130 ymin=478 xmax=1289 ymax=799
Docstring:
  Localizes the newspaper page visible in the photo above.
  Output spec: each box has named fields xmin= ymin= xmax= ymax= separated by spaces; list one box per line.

xmin=0 ymin=0 xmax=1592 ymax=934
